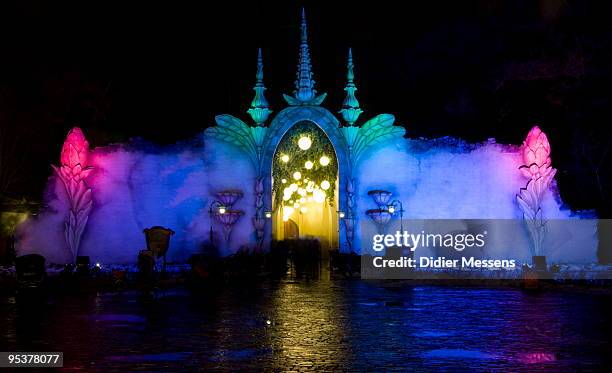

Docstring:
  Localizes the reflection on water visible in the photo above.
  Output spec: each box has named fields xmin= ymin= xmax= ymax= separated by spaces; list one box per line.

xmin=267 ymin=282 xmax=349 ymax=370
xmin=0 ymin=281 xmax=610 ymax=371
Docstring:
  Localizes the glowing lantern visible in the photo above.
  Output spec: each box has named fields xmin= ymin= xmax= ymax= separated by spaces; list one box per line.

xmin=283 ymin=194 xmax=291 ymax=201
xmin=298 ymin=188 xmax=306 ymax=196
xmin=293 ymin=202 xmax=300 ymax=208
xmin=283 ymin=206 xmax=295 ymax=221
xmin=293 ymin=171 xmax=302 ymax=180
xmin=313 ymin=189 xmax=326 ymax=204
xmin=300 ymin=197 xmax=306 ymax=203
xmin=305 ymin=160 xmax=314 ymax=169
xmin=290 ymin=183 xmax=298 ymax=191
xmin=307 ymin=196 xmax=314 ymax=202
xmin=321 ymin=180 xmax=331 ymax=190
xmin=319 ymin=155 xmax=330 ymax=166
xmin=281 ymin=178 xmax=287 ymax=184
xmin=281 ymin=154 xmax=290 ymax=163
xmin=298 ymin=136 xmax=312 ymax=150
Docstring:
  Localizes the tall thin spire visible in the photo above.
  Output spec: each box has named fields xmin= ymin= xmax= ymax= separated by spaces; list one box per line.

xmin=283 ymin=8 xmax=326 ymax=106
xmin=295 ymin=8 xmax=315 ymax=102
xmin=340 ymin=48 xmax=363 ymax=126
xmin=247 ymin=48 xmax=272 ymax=126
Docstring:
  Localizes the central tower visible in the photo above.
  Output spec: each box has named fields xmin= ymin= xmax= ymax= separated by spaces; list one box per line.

xmin=206 ymin=8 xmax=405 ymax=253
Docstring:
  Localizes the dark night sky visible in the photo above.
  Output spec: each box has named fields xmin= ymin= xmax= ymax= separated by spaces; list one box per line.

xmin=0 ymin=1 xmax=610 ymax=215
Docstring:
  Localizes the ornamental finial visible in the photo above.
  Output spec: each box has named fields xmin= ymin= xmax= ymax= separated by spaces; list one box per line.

xmin=247 ymin=48 xmax=272 ymax=126
xmin=301 ymin=7 xmax=308 ymax=43
xmin=339 ymin=48 xmax=363 ymax=126
xmin=283 ymin=8 xmax=327 ymax=106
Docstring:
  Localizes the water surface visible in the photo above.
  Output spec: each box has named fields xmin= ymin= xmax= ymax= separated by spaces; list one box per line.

xmin=0 ymin=281 xmax=610 ymax=371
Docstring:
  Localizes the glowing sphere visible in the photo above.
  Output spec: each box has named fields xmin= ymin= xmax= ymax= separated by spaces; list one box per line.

xmin=298 ymin=188 xmax=306 ymax=196
xmin=300 ymin=197 xmax=306 ymax=203
xmin=293 ymin=171 xmax=302 ymax=180
xmin=304 ymin=161 xmax=313 ymax=169
xmin=300 ymin=206 xmax=308 ymax=213
xmin=281 ymin=154 xmax=290 ymax=163
xmin=283 ymin=194 xmax=291 ymax=201
xmin=320 ymin=180 xmax=331 ymax=190
xmin=281 ymin=178 xmax=287 ymax=184
xmin=283 ymin=206 xmax=294 ymax=217
xmin=307 ymin=196 xmax=314 ymax=202
xmin=319 ymin=155 xmax=330 ymax=166
xmin=298 ymin=136 xmax=312 ymax=150
xmin=313 ymin=189 xmax=326 ymax=204
xmin=290 ymin=183 xmax=298 ymax=191
xmin=293 ymin=203 xmax=300 ymax=209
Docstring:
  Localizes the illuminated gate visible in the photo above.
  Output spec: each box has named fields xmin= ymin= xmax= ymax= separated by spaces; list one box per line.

xmin=271 ymin=120 xmax=339 ymax=248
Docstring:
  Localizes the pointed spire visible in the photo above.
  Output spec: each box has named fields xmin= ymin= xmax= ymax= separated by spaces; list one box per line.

xmin=247 ymin=48 xmax=272 ymax=126
xmin=295 ymin=8 xmax=315 ymax=102
xmin=340 ymin=48 xmax=363 ymax=126
xmin=300 ymin=7 xmax=308 ymax=43
xmin=283 ymin=8 xmax=326 ymax=106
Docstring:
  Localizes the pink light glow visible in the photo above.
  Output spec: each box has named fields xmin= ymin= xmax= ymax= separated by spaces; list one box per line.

xmin=518 ymin=352 xmax=556 ymax=364
xmin=57 ymin=127 xmax=93 ymax=183
xmin=520 ymin=125 xmax=552 ymax=179
xmin=61 ymin=127 xmax=90 ymax=168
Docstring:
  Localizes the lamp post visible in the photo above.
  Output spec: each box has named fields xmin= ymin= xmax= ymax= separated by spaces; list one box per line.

xmin=209 ymin=201 xmax=226 ymax=245
xmin=336 ymin=210 xmax=345 ymax=250
xmin=387 ymin=200 xmax=404 ymax=232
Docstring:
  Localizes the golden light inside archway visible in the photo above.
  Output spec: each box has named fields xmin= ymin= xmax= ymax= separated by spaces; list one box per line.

xmin=319 ymin=155 xmax=330 ymax=166
xmin=298 ymin=136 xmax=312 ymax=150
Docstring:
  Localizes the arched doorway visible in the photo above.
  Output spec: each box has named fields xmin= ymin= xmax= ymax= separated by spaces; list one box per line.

xmin=271 ymin=120 xmax=339 ymax=249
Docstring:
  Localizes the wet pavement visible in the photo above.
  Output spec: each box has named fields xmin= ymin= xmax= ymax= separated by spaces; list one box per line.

xmin=1 ymin=280 xmax=611 ymax=371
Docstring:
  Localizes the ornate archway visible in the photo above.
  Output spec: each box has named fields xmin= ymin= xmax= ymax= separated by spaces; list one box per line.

xmin=262 ymin=106 xmax=350 ymax=250
xmin=204 ymin=9 xmax=405 ymax=253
